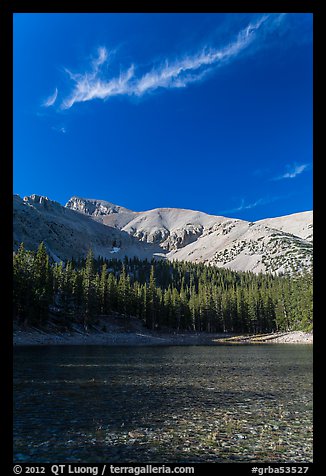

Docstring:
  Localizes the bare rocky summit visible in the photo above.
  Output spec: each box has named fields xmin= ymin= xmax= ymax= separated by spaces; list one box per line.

xmin=13 ymin=194 xmax=313 ymax=275
xmin=66 ymin=196 xmax=132 ymax=216
xmin=13 ymin=195 xmax=162 ymax=262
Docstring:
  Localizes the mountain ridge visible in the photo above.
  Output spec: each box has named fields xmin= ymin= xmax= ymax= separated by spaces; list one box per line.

xmin=13 ymin=194 xmax=313 ymax=275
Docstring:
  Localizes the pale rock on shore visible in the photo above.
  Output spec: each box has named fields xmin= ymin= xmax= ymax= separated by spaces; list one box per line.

xmin=13 ymin=328 xmax=312 ymax=346
xmin=216 ymin=331 xmax=313 ymax=344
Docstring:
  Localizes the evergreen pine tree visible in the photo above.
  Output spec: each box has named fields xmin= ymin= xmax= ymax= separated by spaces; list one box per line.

xmin=82 ymin=248 xmax=96 ymax=330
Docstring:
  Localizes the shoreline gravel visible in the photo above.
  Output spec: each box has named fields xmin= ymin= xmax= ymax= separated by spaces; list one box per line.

xmin=13 ymin=329 xmax=313 ymax=346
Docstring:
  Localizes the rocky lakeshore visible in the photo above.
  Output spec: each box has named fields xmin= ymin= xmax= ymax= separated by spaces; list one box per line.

xmin=13 ymin=316 xmax=313 ymax=346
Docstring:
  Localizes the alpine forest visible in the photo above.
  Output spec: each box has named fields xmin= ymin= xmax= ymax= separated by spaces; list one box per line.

xmin=13 ymin=242 xmax=313 ymax=334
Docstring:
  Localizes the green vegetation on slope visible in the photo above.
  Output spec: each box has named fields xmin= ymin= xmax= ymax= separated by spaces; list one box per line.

xmin=13 ymin=242 xmax=313 ymax=333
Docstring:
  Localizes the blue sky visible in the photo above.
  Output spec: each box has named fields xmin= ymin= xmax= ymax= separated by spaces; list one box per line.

xmin=13 ymin=13 xmax=313 ymax=221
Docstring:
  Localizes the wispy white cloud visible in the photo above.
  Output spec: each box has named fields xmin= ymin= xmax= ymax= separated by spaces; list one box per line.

xmin=132 ymin=17 xmax=269 ymax=96
xmin=59 ymin=14 xmax=284 ymax=110
xmin=274 ymin=163 xmax=309 ymax=180
xmin=92 ymin=46 xmax=108 ymax=71
xmin=43 ymin=87 xmax=58 ymax=107
xmin=220 ymin=194 xmax=288 ymax=215
xmin=51 ymin=125 xmax=67 ymax=134
xmin=222 ymin=197 xmax=265 ymax=214
xmin=62 ymin=63 xmax=135 ymax=109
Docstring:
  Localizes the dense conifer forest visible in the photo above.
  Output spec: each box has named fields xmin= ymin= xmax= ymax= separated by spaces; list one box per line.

xmin=13 ymin=242 xmax=313 ymax=333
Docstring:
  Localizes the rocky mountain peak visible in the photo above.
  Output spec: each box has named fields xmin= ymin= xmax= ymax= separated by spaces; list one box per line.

xmin=65 ymin=196 xmax=131 ymax=217
xmin=23 ymin=194 xmax=63 ymax=212
xmin=13 ymin=193 xmax=313 ymax=275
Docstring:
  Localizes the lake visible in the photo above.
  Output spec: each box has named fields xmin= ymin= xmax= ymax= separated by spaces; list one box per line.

xmin=14 ymin=345 xmax=313 ymax=463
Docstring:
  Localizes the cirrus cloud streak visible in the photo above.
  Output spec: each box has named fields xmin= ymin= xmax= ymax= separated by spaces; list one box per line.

xmin=43 ymin=87 xmax=58 ymax=107
xmin=274 ymin=163 xmax=310 ymax=180
xmin=59 ymin=14 xmax=285 ymax=110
